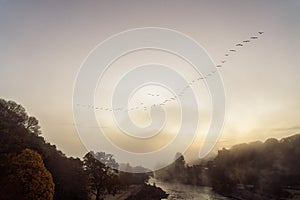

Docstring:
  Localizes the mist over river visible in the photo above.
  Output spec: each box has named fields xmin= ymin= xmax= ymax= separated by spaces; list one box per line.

xmin=149 ymin=178 xmax=231 ymax=200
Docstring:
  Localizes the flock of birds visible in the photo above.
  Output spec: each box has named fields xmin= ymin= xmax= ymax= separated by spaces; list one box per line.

xmin=216 ymin=31 xmax=264 ymax=68
xmin=76 ymin=31 xmax=264 ymax=113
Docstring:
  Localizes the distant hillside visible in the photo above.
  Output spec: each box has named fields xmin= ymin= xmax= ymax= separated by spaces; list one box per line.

xmin=155 ymin=134 xmax=300 ymax=199
xmin=210 ymin=134 xmax=300 ymax=199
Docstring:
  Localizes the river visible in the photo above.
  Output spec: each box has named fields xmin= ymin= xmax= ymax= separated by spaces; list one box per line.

xmin=149 ymin=178 xmax=232 ymax=200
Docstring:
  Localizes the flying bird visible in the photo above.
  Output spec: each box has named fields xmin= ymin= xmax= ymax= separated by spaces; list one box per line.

xmin=216 ymin=65 xmax=223 ymax=68
xmin=243 ymin=40 xmax=250 ymax=43
xmin=258 ymin=31 xmax=264 ymax=34
xmin=229 ymin=49 xmax=236 ymax=52
xmin=250 ymin=36 xmax=258 ymax=39
xmin=236 ymin=43 xmax=243 ymax=47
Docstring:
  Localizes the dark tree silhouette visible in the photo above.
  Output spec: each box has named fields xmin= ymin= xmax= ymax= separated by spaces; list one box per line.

xmin=0 ymin=99 xmax=40 ymax=135
xmin=83 ymin=151 xmax=119 ymax=200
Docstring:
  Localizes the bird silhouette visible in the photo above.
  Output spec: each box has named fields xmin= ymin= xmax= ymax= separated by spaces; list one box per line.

xmin=229 ymin=49 xmax=236 ymax=52
xmin=236 ymin=44 xmax=243 ymax=47
xmin=258 ymin=31 xmax=264 ymax=34
xmin=243 ymin=40 xmax=250 ymax=43
xmin=250 ymin=36 xmax=258 ymax=39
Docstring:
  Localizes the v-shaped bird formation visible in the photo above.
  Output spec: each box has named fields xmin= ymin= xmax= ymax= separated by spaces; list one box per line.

xmin=75 ymin=31 xmax=264 ymax=114
xmin=216 ymin=31 xmax=264 ymax=68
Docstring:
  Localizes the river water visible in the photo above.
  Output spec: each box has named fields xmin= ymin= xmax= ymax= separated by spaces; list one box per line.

xmin=149 ymin=178 xmax=231 ymax=200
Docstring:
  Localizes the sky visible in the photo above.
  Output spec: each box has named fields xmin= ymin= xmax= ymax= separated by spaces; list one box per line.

xmin=1 ymin=0 xmax=300 ymax=165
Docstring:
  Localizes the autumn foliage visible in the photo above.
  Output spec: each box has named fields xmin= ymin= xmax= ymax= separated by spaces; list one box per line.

xmin=6 ymin=149 xmax=55 ymax=200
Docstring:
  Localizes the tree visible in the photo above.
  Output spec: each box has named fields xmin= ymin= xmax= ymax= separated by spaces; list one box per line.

xmin=1 ymin=149 xmax=55 ymax=200
xmin=0 ymin=99 xmax=40 ymax=135
xmin=174 ymin=153 xmax=186 ymax=170
xmin=83 ymin=151 xmax=119 ymax=200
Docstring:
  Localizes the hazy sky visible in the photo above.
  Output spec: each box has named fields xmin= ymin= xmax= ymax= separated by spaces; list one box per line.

xmin=1 ymin=1 xmax=300 ymax=162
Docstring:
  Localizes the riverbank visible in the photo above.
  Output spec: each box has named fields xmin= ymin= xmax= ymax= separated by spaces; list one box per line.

xmin=223 ymin=187 xmax=300 ymax=200
xmin=105 ymin=184 xmax=168 ymax=200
